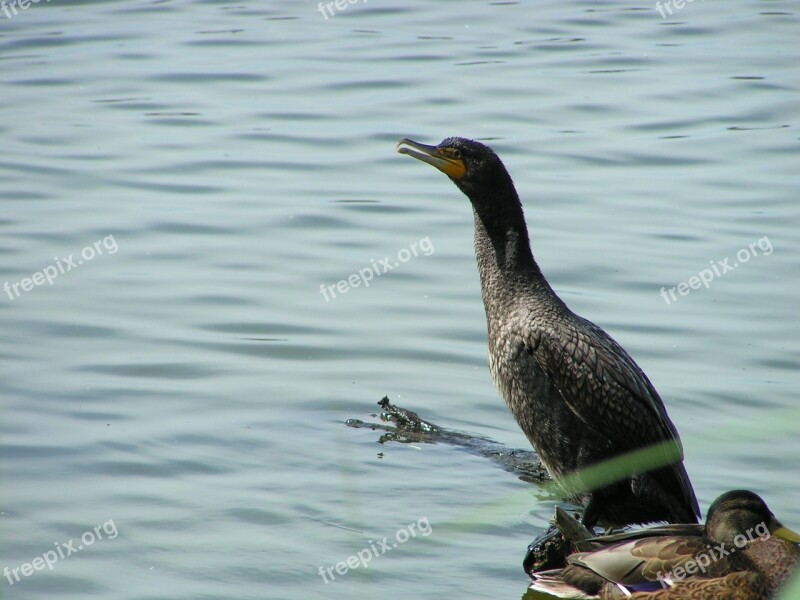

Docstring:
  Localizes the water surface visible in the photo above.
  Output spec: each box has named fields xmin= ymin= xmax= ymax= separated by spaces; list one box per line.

xmin=1 ymin=1 xmax=799 ymax=598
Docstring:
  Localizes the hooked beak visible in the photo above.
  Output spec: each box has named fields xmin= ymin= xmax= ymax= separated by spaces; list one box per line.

xmin=396 ymin=138 xmax=466 ymax=180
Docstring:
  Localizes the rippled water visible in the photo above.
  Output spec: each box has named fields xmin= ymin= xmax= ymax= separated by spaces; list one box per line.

xmin=1 ymin=1 xmax=799 ymax=598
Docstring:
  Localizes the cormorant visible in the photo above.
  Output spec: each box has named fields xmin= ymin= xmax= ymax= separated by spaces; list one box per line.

xmin=527 ymin=490 xmax=800 ymax=598
xmin=396 ymin=137 xmax=700 ymax=529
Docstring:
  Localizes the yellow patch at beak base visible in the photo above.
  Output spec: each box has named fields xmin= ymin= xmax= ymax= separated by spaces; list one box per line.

xmin=396 ymin=138 xmax=467 ymax=180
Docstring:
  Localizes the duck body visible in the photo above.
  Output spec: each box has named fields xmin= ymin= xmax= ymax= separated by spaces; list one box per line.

xmin=398 ymin=137 xmax=699 ymax=528
xmin=527 ymin=490 xmax=800 ymax=599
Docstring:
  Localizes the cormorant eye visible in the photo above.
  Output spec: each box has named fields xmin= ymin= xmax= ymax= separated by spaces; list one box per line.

xmin=452 ymin=149 xmax=462 ymax=159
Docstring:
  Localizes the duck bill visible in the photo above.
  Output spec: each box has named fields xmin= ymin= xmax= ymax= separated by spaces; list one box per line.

xmin=773 ymin=524 xmax=800 ymax=544
xmin=396 ymin=138 xmax=466 ymax=179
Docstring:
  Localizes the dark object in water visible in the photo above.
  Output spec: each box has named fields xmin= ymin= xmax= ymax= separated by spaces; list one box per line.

xmin=524 ymin=506 xmax=598 ymax=573
xmin=347 ymin=397 xmax=549 ymax=484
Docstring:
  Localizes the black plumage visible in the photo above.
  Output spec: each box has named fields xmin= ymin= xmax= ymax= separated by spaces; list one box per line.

xmin=397 ymin=137 xmax=700 ymax=528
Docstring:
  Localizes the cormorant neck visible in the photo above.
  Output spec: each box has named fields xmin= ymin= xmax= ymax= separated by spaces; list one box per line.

xmin=465 ymin=181 xmax=551 ymax=312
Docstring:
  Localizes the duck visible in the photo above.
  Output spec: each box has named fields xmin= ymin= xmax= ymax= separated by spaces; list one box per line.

xmin=527 ymin=490 xmax=800 ymax=599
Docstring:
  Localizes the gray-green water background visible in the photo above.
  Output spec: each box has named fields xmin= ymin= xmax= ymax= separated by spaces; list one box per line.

xmin=1 ymin=1 xmax=799 ymax=598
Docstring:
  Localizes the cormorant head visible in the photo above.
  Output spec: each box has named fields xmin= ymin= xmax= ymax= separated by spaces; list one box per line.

xmin=396 ymin=137 xmax=515 ymax=200
xmin=706 ymin=490 xmax=800 ymax=546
